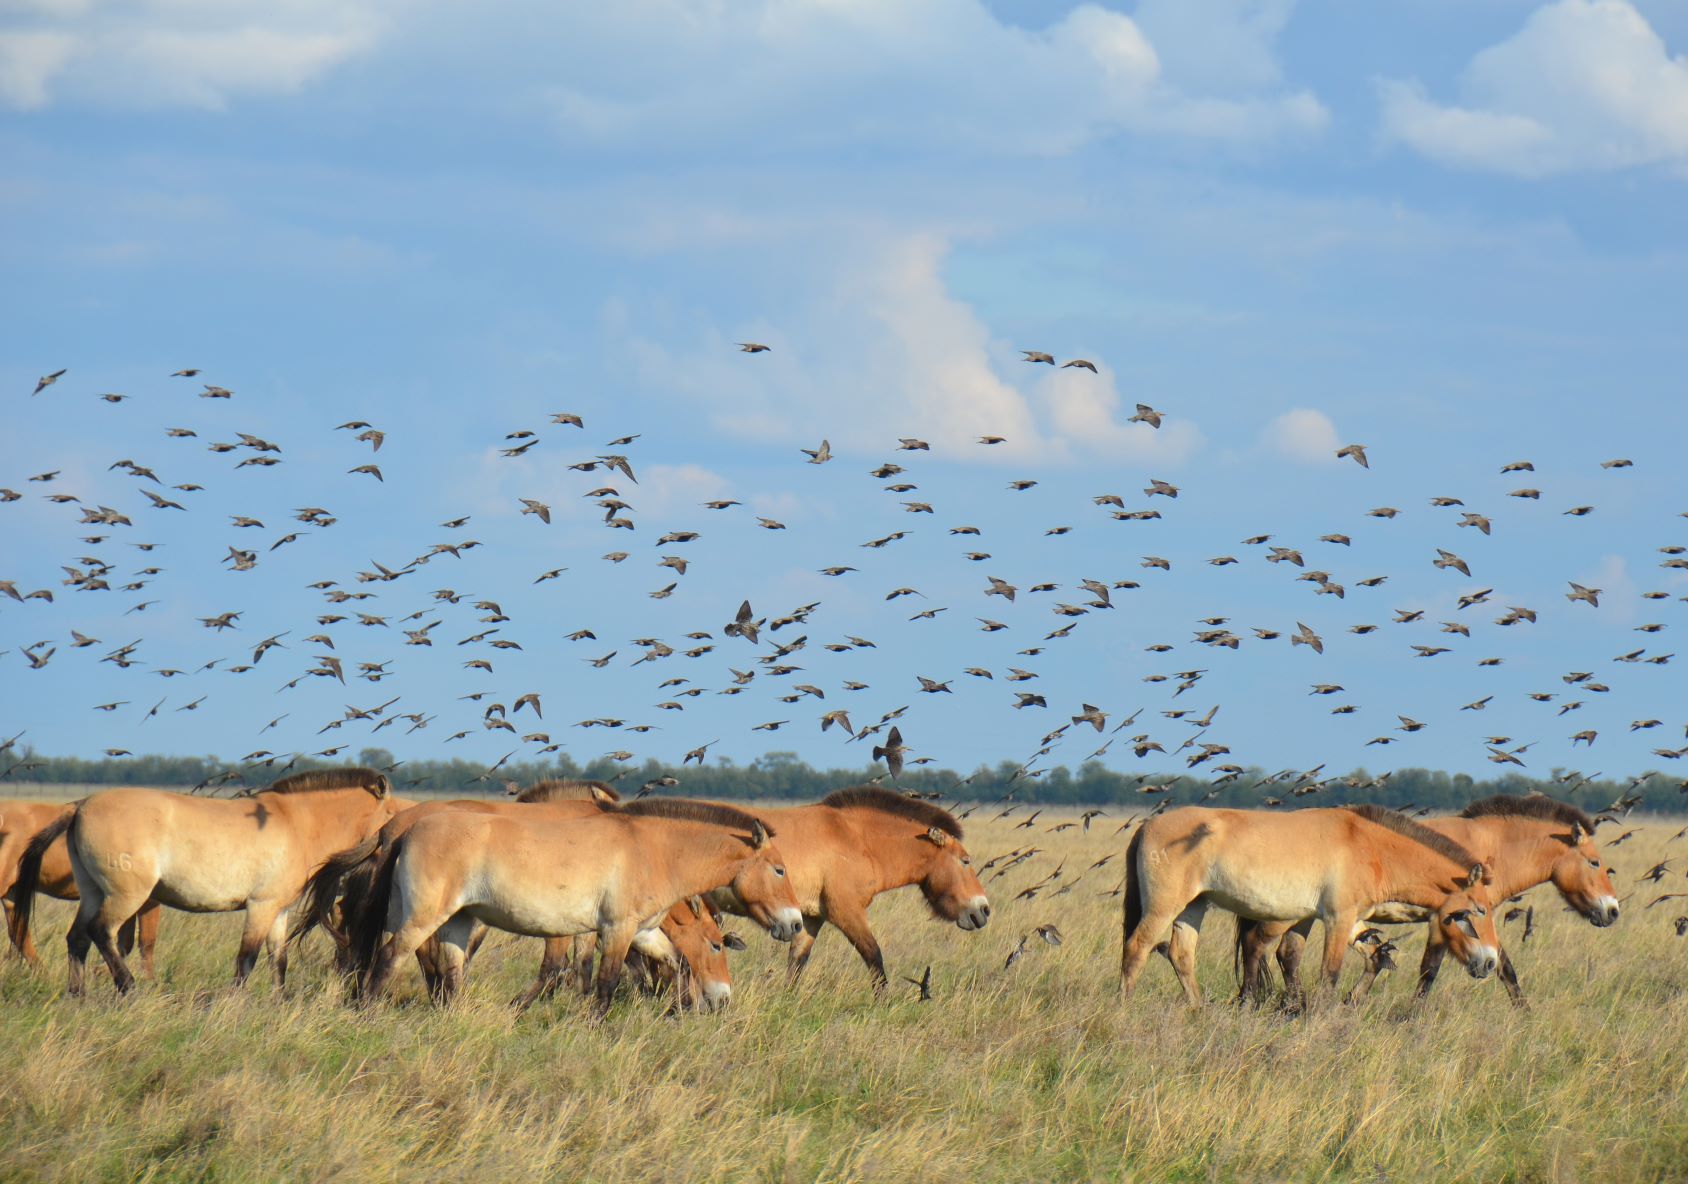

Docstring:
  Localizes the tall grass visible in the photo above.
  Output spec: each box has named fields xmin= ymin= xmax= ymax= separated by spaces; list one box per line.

xmin=2 ymin=810 xmax=1685 ymax=1182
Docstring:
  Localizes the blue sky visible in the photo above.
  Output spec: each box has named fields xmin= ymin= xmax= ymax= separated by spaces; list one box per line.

xmin=2 ymin=0 xmax=1686 ymax=783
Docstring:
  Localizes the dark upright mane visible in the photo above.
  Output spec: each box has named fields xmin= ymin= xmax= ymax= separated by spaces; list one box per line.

xmin=613 ymin=798 xmax=773 ymax=835
xmin=516 ymin=779 xmax=620 ymax=804
xmin=1459 ymin=794 xmax=1596 ymax=832
xmin=821 ymin=786 xmax=963 ymax=839
xmin=263 ymin=767 xmax=388 ymax=797
xmin=1345 ymin=804 xmax=1476 ymax=868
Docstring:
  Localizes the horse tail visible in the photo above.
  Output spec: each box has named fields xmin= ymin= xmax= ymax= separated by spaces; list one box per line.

xmin=345 ymin=833 xmax=404 ymax=988
xmin=291 ymin=833 xmax=382 ymax=950
xmin=10 ymin=807 xmax=74 ymax=954
xmin=1121 ymin=825 xmax=1145 ymax=977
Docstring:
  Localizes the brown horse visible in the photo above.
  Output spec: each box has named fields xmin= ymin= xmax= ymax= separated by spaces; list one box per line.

xmin=15 ymin=767 xmax=400 ymax=996
xmin=298 ymin=780 xmax=628 ymax=995
xmin=349 ymin=798 xmax=802 ymax=1014
xmin=705 ymin=787 xmax=990 ymax=993
xmin=2 ymin=800 xmax=162 ymax=972
xmin=1120 ymin=804 xmax=1502 ymax=1004
xmin=1236 ymin=795 xmax=1617 ymax=1006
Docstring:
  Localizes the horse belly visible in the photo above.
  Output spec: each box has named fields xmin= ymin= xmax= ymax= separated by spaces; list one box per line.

xmin=1201 ymin=865 xmax=1325 ymax=921
xmin=467 ymin=874 xmax=598 ymax=939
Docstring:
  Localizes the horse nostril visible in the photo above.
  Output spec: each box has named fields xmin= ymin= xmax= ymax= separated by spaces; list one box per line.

xmin=982 ymin=905 xmax=991 ymax=919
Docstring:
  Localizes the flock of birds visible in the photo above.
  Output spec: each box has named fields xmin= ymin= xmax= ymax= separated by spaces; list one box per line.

xmin=4 ymin=353 xmax=1686 ymax=838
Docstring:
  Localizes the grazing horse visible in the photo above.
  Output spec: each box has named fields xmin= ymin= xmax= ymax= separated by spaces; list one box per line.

xmin=14 ymin=767 xmax=399 ymax=996
xmin=1236 ymin=795 xmax=1617 ymax=1007
xmin=707 ymin=787 xmax=990 ymax=993
xmin=349 ymin=799 xmax=802 ymax=1015
xmin=2 ymin=800 xmax=162 ymax=972
xmin=1120 ymin=804 xmax=1501 ymax=1004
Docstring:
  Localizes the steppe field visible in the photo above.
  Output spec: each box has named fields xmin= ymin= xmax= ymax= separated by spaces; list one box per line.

xmin=3 ymin=799 xmax=1684 ymax=1184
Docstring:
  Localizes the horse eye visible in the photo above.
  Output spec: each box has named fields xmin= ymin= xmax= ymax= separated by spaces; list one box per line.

xmin=1588 ymin=859 xmax=1600 ymax=869
xmin=710 ymin=942 xmax=722 ymax=954
xmin=774 ymin=866 xmax=786 ymax=877
xmin=961 ymin=857 xmax=971 ymax=867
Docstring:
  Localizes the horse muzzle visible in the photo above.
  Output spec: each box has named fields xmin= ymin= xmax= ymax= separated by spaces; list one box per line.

xmin=1465 ymin=946 xmax=1498 ymax=979
xmin=767 ymin=908 xmax=803 ymax=942
xmin=701 ymin=981 xmax=731 ymax=1013
xmin=956 ymin=898 xmax=991 ymax=931
xmin=1587 ymin=897 xmax=1619 ymax=927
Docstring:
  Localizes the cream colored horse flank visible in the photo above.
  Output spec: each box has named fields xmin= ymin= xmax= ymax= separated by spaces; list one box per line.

xmin=709 ymin=787 xmax=990 ymax=993
xmin=17 ymin=767 xmax=398 ymax=996
xmin=1121 ymin=804 xmax=1502 ymax=1004
xmin=1237 ymin=794 xmax=1617 ymax=1005
xmin=352 ymin=799 xmax=803 ymax=1014
xmin=3 ymin=799 xmax=162 ymax=971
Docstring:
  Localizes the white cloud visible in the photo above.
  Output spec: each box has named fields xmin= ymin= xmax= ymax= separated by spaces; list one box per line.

xmin=1262 ymin=407 xmax=1340 ymax=463
xmin=624 ymin=231 xmax=1205 ymax=468
xmin=0 ymin=1 xmax=386 ymax=110
xmin=1378 ymin=0 xmax=1688 ymax=178
xmin=640 ymin=463 xmax=732 ymax=517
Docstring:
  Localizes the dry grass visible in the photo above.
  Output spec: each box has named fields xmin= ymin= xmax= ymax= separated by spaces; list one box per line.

xmin=2 ymin=808 xmax=1686 ymax=1183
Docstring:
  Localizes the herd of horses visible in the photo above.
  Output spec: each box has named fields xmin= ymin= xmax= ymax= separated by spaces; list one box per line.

xmin=0 ymin=768 xmax=1619 ymax=1015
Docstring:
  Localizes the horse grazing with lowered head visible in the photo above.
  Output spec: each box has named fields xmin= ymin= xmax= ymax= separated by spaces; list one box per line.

xmin=707 ymin=786 xmax=990 ymax=994
xmin=347 ymin=798 xmax=802 ymax=1015
xmin=1120 ymin=804 xmax=1502 ymax=1005
xmin=2 ymin=799 xmax=162 ymax=972
xmin=1235 ymin=794 xmax=1617 ymax=1007
xmin=14 ymin=767 xmax=400 ymax=996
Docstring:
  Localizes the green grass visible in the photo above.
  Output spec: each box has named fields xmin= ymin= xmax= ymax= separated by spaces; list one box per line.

xmin=2 ymin=813 xmax=1686 ymax=1182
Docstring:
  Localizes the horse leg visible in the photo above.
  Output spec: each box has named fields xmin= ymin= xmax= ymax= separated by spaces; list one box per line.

xmin=1317 ymin=911 xmax=1359 ymax=1002
xmin=1496 ymin=949 xmax=1527 ymax=1010
xmin=512 ymin=937 xmax=572 ymax=1010
xmin=823 ymin=897 xmax=887 ymax=995
xmin=366 ymin=911 xmax=450 ymax=1002
xmin=785 ymin=914 xmax=824 ymax=986
xmin=134 ymin=902 xmax=161 ymax=978
xmin=1166 ymin=902 xmax=1209 ymax=1006
xmin=234 ymin=902 xmax=285 ymax=987
xmin=85 ymin=894 xmax=142 ymax=996
xmin=1121 ymin=898 xmax=1194 ymax=998
xmin=65 ymin=895 xmax=98 ymax=997
xmin=430 ymin=915 xmax=475 ymax=1006
xmin=1273 ymin=921 xmax=1312 ymax=1010
xmin=1414 ymin=923 xmax=1448 ymax=998
xmin=1235 ymin=919 xmax=1277 ymax=1006
xmin=416 ymin=936 xmax=445 ymax=1001
xmin=264 ymin=908 xmax=292 ymax=990
xmin=3 ymin=895 xmax=38 ymax=962
xmin=464 ymin=922 xmax=488 ymax=965
xmin=574 ymin=933 xmax=597 ymax=996
xmin=590 ymin=923 xmax=638 ymax=1019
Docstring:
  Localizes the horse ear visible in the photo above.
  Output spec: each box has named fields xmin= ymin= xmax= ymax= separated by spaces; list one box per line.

xmin=373 ymin=774 xmax=392 ymax=799
xmin=589 ymin=784 xmax=617 ymax=806
xmin=1568 ymin=820 xmax=1589 ymax=844
xmin=724 ymin=932 xmax=748 ymax=952
xmin=1465 ymin=863 xmax=1486 ymax=889
xmin=687 ymin=895 xmax=704 ymax=918
xmin=750 ymin=819 xmax=772 ymax=849
xmin=923 ymin=826 xmax=950 ymax=847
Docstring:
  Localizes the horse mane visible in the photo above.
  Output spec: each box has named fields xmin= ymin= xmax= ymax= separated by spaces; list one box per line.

xmin=612 ymin=798 xmax=773 ymax=836
xmin=263 ymin=766 xmax=388 ymax=797
xmin=1459 ymin=793 xmax=1596 ymax=832
xmin=516 ymin=778 xmax=620 ymax=804
xmin=1344 ymin=804 xmax=1477 ymax=869
xmin=820 ymin=785 xmax=963 ymax=839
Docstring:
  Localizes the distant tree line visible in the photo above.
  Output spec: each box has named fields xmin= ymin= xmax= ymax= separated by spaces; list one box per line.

xmin=2 ymin=747 xmax=1675 ymax=816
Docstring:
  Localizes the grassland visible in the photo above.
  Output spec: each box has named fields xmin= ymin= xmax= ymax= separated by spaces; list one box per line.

xmin=2 ymin=804 xmax=1686 ymax=1183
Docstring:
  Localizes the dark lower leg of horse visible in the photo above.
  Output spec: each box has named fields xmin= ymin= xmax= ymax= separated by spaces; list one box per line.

xmin=117 ymin=915 xmax=135 ymax=958
xmin=233 ymin=936 xmax=264 ymax=987
xmin=591 ymin=949 xmax=629 ymax=1020
xmin=137 ymin=904 xmax=160 ymax=978
xmin=1497 ymin=949 xmax=1528 ymax=1010
xmin=65 ymin=921 xmax=93 ymax=997
xmin=363 ymin=943 xmax=406 ymax=1002
xmin=4 ymin=897 xmax=39 ymax=963
xmin=90 ymin=923 xmax=136 ymax=995
xmin=512 ymin=946 xmax=570 ymax=1011
xmin=273 ymin=944 xmax=290 ymax=990
xmin=1414 ymin=941 xmax=1448 ymax=999
xmin=785 ymin=918 xmax=822 ymax=986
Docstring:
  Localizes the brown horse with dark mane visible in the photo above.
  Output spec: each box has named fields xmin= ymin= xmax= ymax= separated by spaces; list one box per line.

xmin=2 ymin=799 xmax=161 ymax=972
xmin=1121 ymin=804 xmax=1501 ymax=1004
xmin=14 ymin=767 xmax=399 ymax=996
xmin=345 ymin=798 xmax=802 ymax=1015
xmin=1235 ymin=795 xmax=1617 ymax=1006
xmin=707 ymin=787 xmax=990 ymax=993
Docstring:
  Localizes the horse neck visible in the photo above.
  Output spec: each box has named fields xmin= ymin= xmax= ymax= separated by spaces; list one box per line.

xmin=833 ymin=809 xmax=925 ymax=892
xmin=635 ymin=821 xmax=749 ymax=900
xmin=1365 ymin=827 xmax=1463 ymax=909
xmin=1435 ymin=816 xmax=1558 ymax=899
xmin=262 ymin=788 xmax=385 ymax=850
